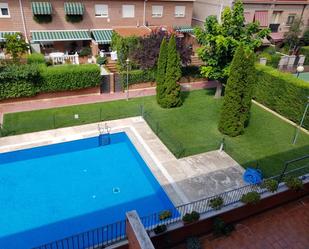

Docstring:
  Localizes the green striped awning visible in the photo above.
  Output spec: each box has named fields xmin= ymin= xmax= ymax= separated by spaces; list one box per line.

xmin=31 ymin=2 xmax=52 ymax=15
xmin=174 ymin=26 xmax=194 ymax=33
xmin=64 ymin=2 xmax=84 ymax=15
xmin=0 ymin=31 xmax=18 ymax=42
xmin=91 ymin=30 xmax=113 ymax=44
xmin=31 ymin=30 xmax=91 ymax=42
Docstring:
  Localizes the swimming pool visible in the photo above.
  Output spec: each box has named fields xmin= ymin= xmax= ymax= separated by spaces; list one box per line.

xmin=0 ymin=132 xmax=175 ymax=249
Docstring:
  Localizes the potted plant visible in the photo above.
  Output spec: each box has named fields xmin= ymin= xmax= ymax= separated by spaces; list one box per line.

xmin=153 ymin=224 xmax=167 ymax=235
xmin=182 ymin=211 xmax=200 ymax=225
xmin=79 ymin=47 xmax=92 ymax=64
xmin=261 ymin=179 xmax=279 ymax=193
xmin=208 ymin=196 xmax=224 ymax=210
xmin=159 ymin=210 xmax=172 ymax=221
xmin=240 ymin=191 xmax=261 ymax=205
xmin=284 ymin=176 xmax=303 ymax=191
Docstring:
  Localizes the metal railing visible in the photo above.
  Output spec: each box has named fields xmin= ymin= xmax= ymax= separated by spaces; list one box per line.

xmin=32 ymin=164 xmax=308 ymax=249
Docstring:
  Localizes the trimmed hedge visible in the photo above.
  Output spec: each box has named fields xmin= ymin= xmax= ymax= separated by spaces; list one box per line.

xmin=0 ymin=64 xmax=40 ymax=99
xmin=0 ymin=64 xmax=101 ymax=100
xmin=40 ymin=64 xmax=101 ymax=92
xmin=119 ymin=69 xmax=155 ymax=86
xmin=254 ymin=64 xmax=309 ymax=129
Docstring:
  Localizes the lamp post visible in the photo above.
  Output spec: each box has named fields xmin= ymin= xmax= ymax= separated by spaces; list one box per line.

xmin=126 ymin=58 xmax=130 ymax=101
xmin=292 ymin=96 xmax=309 ymax=145
xmin=296 ymin=65 xmax=304 ymax=78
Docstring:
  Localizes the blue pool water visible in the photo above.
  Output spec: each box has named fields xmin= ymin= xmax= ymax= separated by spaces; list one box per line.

xmin=0 ymin=132 xmax=175 ymax=249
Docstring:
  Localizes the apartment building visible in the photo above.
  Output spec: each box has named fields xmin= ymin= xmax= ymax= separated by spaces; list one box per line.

xmin=192 ymin=0 xmax=309 ymax=43
xmin=0 ymin=0 xmax=193 ymax=54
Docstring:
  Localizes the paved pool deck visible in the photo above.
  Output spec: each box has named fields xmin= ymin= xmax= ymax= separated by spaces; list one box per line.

xmin=0 ymin=117 xmax=245 ymax=206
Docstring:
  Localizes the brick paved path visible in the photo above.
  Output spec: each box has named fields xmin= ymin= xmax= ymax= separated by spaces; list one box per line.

xmin=174 ymin=196 xmax=309 ymax=249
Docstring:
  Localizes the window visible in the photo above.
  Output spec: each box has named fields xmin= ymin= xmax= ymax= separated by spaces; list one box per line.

xmin=271 ymin=11 xmax=282 ymax=24
xmin=175 ymin=6 xmax=185 ymax=18
xmin=0 ymin=3 xmax=10 ymax=18
xmin=122 ymin=5 xmax=135 ymax=18
xmin=152 ymin=5 xmax=163 ymax=18
xmin=95 ymin=4 xmax=108 ymax=17
xmin=286 ymin=14 xmax=296 ymax=25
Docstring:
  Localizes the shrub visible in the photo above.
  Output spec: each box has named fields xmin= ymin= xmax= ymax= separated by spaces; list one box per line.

xmin=261 ymin=179 xmax=279 ymax=193
xmin=159 ymin=210 xmax=172 ymax=221
xmin=213 ymin=218 xmax=234 ymax=237
xmin=186 ymin=237 xmax=201 ymax=249
xmin=79 ymin=47 xmax=92 ymax=57
xmin=208 ymin=196 xmax=224 ymax=210
xmin=284 ymin=176 xmax=303 ymax=191
xmin=160 ymin=35 xmax=182 ymax=108
xmin=153 ymin=224 xmax=167 ymax=234
xmin=240 ymin=191 xmax=261 ymax=205
xmin=303 ymin=29 xmax=309 ymax=45
xmin=27 ymin=53 xmax=46 ymax=64
xmin=0 ymin=64 xmax=40 ymax=100
xmin=254 ymin=65 xmax=309 ymax=129
xmin=96 ymin=56 xmax=107 ymax=66
xmin=182 ymin=211 xmax=200 ymax=224
xmin=40 ymin=64 xmax=101 ymax=92
xmin=218 ymin=45 xmax=256 ymax=136
xmin=181 ymin=66 xmax=201 ymax=78
xmin=120 ymin=69 xmax=155 ymax=86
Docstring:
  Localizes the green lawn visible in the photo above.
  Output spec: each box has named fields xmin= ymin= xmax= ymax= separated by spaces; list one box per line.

xmin=3 ymin=90 xmax=309 ymax=177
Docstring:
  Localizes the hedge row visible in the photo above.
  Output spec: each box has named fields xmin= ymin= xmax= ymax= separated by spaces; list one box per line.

xmin=119 ymin=69 xmax=156 ymax=86
xmin=0 ymin=64 xmax=101 ymax=100
xmin=254 ymin=64 xmax=309 ymax=129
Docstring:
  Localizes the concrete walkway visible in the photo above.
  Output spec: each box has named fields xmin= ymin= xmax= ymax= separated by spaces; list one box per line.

xmin=0 ymin=116 xmax=244 ymax=207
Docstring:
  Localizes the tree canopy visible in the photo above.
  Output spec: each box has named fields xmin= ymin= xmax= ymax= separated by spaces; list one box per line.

xmin=195 ymin=0 xmax=269 ymax=83
xmin=218 ymin=45 xmax=256 ymax=137
xmin=283 ymin=16 xmax=303 ymax=53
xmin=4 ymin=33 xmax=29 ymax=63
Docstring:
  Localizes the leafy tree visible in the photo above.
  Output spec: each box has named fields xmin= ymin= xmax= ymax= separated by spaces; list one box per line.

xmin=4 ymin=33 xmax=29 ymax=63
xmin=160 ymin=35 xmax=182 ymax=108
xmin=284 ymin=16 xmax=303 ymax=53
xmin=156 ymin=38 xmax=168 ymax=105
xmin=195 ymin=0 xmax=269 ymax=83
xmin=131 ymin=30 xmax=192 ymax=69
xmin=218 ymin=45 xmax=256 ymax=137
xmin=303 ymin=28 xmax=309 ymax=45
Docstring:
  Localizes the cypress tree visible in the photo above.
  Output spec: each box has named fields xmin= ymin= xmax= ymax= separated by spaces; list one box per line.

xmin=160 ymin=35 xmax=182 ymax=108
xmin=218 ymin=45 xmax=256 ymax=136
xmin=156 ymin=38 xmax=168 ymax=105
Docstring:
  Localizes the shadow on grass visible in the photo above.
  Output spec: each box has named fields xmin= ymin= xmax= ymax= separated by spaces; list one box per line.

xmin=180 ymin=90 xmax=190 ymax=103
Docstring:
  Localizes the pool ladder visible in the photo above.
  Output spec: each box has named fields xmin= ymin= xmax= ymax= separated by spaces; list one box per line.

xmin=98 ymin=123 xmax=111 ymax=146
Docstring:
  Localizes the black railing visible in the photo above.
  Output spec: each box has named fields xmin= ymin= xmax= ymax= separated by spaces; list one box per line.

xmin=33 ymin=164 xmax=309 ymax=249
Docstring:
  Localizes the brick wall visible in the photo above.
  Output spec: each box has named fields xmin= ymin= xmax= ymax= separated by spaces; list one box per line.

xmin=0 ymin=0 xmax=193 ymax=40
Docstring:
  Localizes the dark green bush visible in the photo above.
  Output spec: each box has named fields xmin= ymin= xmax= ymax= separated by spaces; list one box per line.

xmin=96 ymin=56 xmax=107 ymax=66
xmin=284 ymin=176 xmax=303 ymax=191
xmin=79 ymin=47 xmax=92 ymax=57
xmin=261 ymin=179 xmax=279 ymax=193
xmin=182 ymin=211 xmax=200 ymax=224
xmin=27 ymin=53 xmax=46 ymax=64
xmin=120 ymin=69 xmax=155 ymax=86
xmin=181 ymin=66 xmax=201 ymax=78
xmin=254 ymin=65 xmax=309 ymax=129
xmin=303 ymin=29 xmax=309 ymax=45
xmin=213 ymin=218 xmax=234 ymax=237
xmin=40 ymin=64 xmax=101 ymax=92
xmin=300 ymin=46 xmax=309 ymax=65
xmin=208 ymin=196 xmax=224 ymax=210
xmin=186 ymin=237 xmax=201 ymax=249
xmin=153 ymin=224 xmax=167 ymax=234
xmin=240 ymin=191 xmax=261 ymax=205
xmin=0 ymin=64 xmax=41 ymax=99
